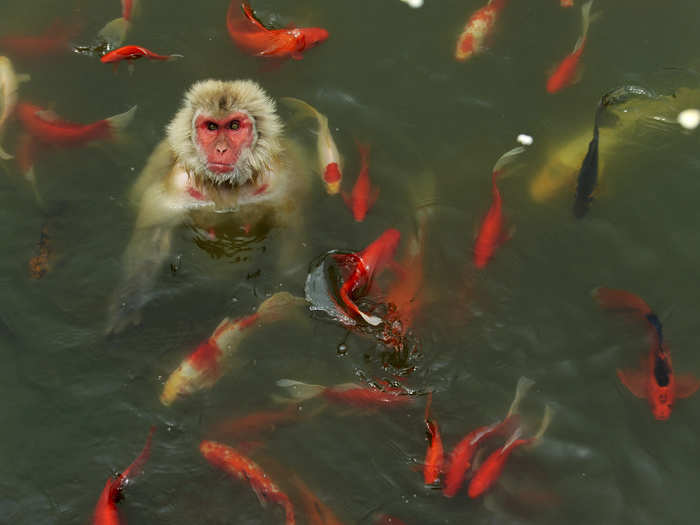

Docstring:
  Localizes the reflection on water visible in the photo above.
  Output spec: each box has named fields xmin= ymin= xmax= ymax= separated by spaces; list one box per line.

xmin=2 ymin=1 xmax=700 ymax=524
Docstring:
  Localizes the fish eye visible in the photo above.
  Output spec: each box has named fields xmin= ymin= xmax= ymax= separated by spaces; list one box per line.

xmin=206 ymin=122 xmax=218 ymax=131
xmin=228 ymin=120 xmax=240 ymax=130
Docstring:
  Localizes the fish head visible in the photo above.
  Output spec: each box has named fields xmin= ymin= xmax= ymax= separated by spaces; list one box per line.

xmin=300 ymin=27 xmax=329 ymax=51
xmin=650 ymin=387 xmax=672 ymax=420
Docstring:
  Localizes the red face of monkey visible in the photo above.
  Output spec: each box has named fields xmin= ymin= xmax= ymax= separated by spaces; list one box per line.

xmin=194 ymin=111 xmax=256 ymax=176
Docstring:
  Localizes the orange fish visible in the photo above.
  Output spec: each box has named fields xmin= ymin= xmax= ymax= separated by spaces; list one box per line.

xmin=0 ymin=19 xmax=79 ymax=58
xmin=546 ymin=0 xmax=593 ymax=93
xmin=473 ymin=146 xmax=524 ymax=268
xmin=210 ymin=404 xmax=303 ymax=439
xmin=455 ymin=0 xmax=507 ymax=62
xmin=592 ymin=287 xmax=700 ymax=420
xmin=342 ymin=142 xmax=379 ymax=222
xmin=92 ymin=426 xmax=155 ymax=525
xmin=337 ymin=228 xmax=400 ymax=326
xmin=199 ymin=440 xmax=295 ymax=525
xmin=468 ymin=405 xmax=552 ymax=499
xmin=227 ymin=1 xmax=329 ymax=60
xmin=276 ymin=378 xmax=413 ymax=408
xmin=100 ymin=45 xmax=183 ymax=68
xmin=423 ymin=393 xmax=444 ymax=486
xmin=442 ymin=376 xmax=533 ymax=498
xmin=28 ymin=223 xmax=51 ymax=279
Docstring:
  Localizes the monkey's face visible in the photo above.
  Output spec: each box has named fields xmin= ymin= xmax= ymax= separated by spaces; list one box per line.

xmin=194 ymin=110 xmax=257 ymax=183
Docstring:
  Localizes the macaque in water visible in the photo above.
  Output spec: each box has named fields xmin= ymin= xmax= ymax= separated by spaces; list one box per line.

xmin=107 ymin=79 xmax=309 ymax=333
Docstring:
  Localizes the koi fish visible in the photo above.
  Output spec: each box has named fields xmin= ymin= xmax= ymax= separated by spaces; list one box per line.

xmin=199 ymin=440 xmax=295 ymax=525
xmin=337 ymin=228 xmax=400 ymax=326
xmin=92 ymin=425 xmax=155 ymax=525
xmin=0 ymin=19 xmax=79 ymax=59
xmin=161 ymin=292 xmax=305 ymax=405
xmin=455 ymin=0 xmax=507 ymax=62
xmin=100 ymin=45 xmax=183 ymax=68
xmin=227 ymin=1 xmax=329 ymax=60
xmin=0 ymin=56 xmax=30 ymax=160
xmin=423 ymin=393 xmax=444 ymax=486
xmin=468 ymin=404 xmax=553 ymax=499
xmin=443 ymin=376 xmax=534 ymax=498
xmin=573 ymin=107 xmax=601 ymax=218
xmin=342 ymin=142 xmax=379 ymax=222
xmin=28 ymin=223 xmax=52 ymax=279
xmin=546 ymin=0 xmax=593 ymax=94
xmin=473 ymin=146 xmax=525 ymax=268
xmin=281 ymin=97 xmax=342 ymax=194
xmin=98 ymin=0 xmax=140 ymax=46
xmin=290 ymin=474 xmax=345 ymax=525
xmin=209 ymin=404 xmax=304 ymax=439
xmin=276 ymin=378 xmax=413 ymax=408
xmin=16 ymin=103 xmax=137 ymax=147
xmin=592 ymin=287 xmax=700 ymax=420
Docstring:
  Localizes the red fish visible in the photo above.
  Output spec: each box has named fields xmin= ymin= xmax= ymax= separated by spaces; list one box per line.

xmin=227 ymin=1 xmax=329 ymax=60
xmin=342 ymin=143 xmax=379 ymax=222
xmin=100 ymin=45 xmax=183 ymax=67
xmin=276 ymin=378 xmax=413 ymax=408
xmin=455 ymin=0 xmax=507 ymax=62
xmin=592 ymin=287 xmax=700 ymax=420
xmin=337 ymin=228 xmax=400 ymax=326
xmin=423 ymin=393 xmax=444 ymax=486
xmin=16 ymin=103 xmax=137 ymax=147
xmin=468 ymin=405 xmax=552 ymax=499
xmin=473 ymin=147 xmax=524 ymax=268
xmin=0 ymin=19 xmax=79 ymax=58
xmin=546 ymin=0 xmax=593 ymax=93
xmin=199 ymin=440 xmax=295 ymax=525
xmin=92 ymin=426 xmax=155 ymax=525
xmin=442 ymin=376 xmax=533 ymax=497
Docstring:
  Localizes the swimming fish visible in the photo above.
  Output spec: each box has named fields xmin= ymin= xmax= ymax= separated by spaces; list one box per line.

xmin=276 ymin=378 xmax=413 ymax=408
xmin=468 ymin=404 xmax=553 ymax=498
xmin=16 ymin=103 xmax=137 ymax=147
xmin=98 ymin=0 xmax=140 ymax=46
xmin=442 ymin=376 xmax=534 ymax=498
xmin=455 ymin=0 xmax=507 ymax=62
xmin=342 ymin=142 xmax=379 ymax=222
xmin=0 ymin=19 xmax=79 ymax=59
xmin=227 ymin=1 xmax=329 ymax=60
xmin=423 ymin=392 xmax=444 ymax=486
xmin=592 ymin=287 xmax=700 ymax=420
xmin=546 ymin=0 xmax=593 ymax=93
xmin=160 ymin=292 xmax=306 ymax=405
xmin=209 ymin=404 xmax=303 ymax=439
xmin=0 ymin=56 xmax=30 ymax=160
xmin=473 ymin=146 xmax=525 ymax=268
xmin=199 ymin=440 xmax=295 ymax=525
xmin=100 ymin=45 xmax=183 ymax=69
xmin=92 ymin=425 xmax=155 ymax=525
xmin=281 ymin=97 xmax=342 ymax=194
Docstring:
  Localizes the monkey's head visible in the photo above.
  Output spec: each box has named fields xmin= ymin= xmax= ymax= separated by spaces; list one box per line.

xmin=167 ymin=79 xmax=283 ymax=187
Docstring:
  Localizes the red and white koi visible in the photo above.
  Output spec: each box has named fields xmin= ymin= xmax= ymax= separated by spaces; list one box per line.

xmin=199 ymin=440 xmax=295 ymax=525
xmin=455 ymin=0 xmax=507 ymax=62
xmin=546 ymin=0 xmax=594 ymax=93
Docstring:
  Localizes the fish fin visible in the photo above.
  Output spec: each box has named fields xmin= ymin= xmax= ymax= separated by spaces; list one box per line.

xmin=251 ymin=483 xmax=269 ymax=507
xmin=616 ymin=368 xmax=648 ymax=398
xmin=167 ymin=54 xmax=184 ymax=61
xmin=506 ymin=376 xmax=535 ymax=417
xmin=98 ymin=17 xmax=131 ymax=46
xmin=675 ymin=374 xmax=700 ymax=399
xmin=35 ymin=109 xmax=60 ymax=123
xmin=16 ymin=73 xmax=31 ymax=83
xmin=0 ymin=144 xmax=13 ymax=160
xmin=341 ymin=191 xmax=352 ymax=209
xmin=591 ymin=287 xmax=652 ymax=315
xmin=241 ymin=2 xmax=269 ymax=31
xmin=499 ymin=224 xmax=516 ymax=245
xmin=106 ymin=105 xmax=138 ymax=136
xmin=276 ymin=379 xmax=325 ymax=401
xmin=291 ymin=52 xmax=304 ymax=60
xmin=573 ymin=65 xmax=585 ymax=85
xmin=369 ymin=186 xmax=380 ymax=209
xmin=531 ymin=404 xmax=554 ymax=443
xmin=128 ymin=63 xmax=135 ymax=76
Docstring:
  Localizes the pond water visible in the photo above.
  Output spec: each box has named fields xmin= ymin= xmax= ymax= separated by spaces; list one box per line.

xmin=2 ymin=1 xmax=700 ymax=524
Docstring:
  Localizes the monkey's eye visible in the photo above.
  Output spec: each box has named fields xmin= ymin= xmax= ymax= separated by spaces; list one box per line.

xmin=228 ymin=120 xmax=240 ymax=130
xmin=206 ymin=122 xmax=218 ymax=131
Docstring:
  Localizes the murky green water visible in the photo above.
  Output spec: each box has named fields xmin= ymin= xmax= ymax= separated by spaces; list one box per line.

xmin=2 ymin=1 xmax=700 ymax=524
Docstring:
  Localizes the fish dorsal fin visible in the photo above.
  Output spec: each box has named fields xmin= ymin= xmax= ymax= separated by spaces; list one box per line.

xmin=616 ymin=368 xmax=647 ymax=398
xmin=35 ymin=109 xmax=60 ymax=122
xmin=675 ymin=373 xmax=700 ymax=399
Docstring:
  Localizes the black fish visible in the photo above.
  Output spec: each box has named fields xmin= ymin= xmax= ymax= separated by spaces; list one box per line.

xmin=573 ymin=106 xmax=602 ymax=218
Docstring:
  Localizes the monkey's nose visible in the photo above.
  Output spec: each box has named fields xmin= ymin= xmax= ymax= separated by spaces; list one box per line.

xmin=216 ymin=144 xmax=228 ymax=155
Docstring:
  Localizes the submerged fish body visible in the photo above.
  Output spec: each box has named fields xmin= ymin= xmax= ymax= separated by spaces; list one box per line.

xmin=455 ymin=0 xmax=507 ymax=62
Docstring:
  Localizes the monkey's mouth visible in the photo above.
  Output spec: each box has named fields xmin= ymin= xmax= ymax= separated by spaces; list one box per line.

xmin=207 ymin=162 xmax=236 ymax=174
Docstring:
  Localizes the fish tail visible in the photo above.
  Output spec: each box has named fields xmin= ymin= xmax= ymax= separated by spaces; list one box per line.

xmin=531 ymin=404 xmax=554 ymax=443
xmin=356 ymin=140 xmax=371 ymax=164
xmin=591 ymin=286 xmax=652 ymax=316
xmin=166 ymin=54 xmax=184 ymax=61
xmin=106 ymin=105 xmax=138 ymax=138
xmin=256 ymin=291 xmax=306 ymax=321
xmin=97 ymin=17 xmax=131 ymax=46
xmin=119 ymin=425 xmax=155 ymax=486
xmin=492 ymin=146 xmax=526 ymax=175
xmin=575 ymin=0 xmax=594 ymax=52
xmin=0 ymin=143 xmax=13 ymax=160
xmin=280 ymin=97 xmax=321 ymax=122
xmin=276 ymin=379 xmax=326 ymax=401
xmin=506 ymin=376 xmax=535 ymax=417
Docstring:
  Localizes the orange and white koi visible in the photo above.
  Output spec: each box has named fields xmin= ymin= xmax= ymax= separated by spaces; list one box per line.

xmin=455 ymin=0 xmax=507 ymax=62
xmin=592 ymin=287 xmax=700 ymax=420
xmin=443 ymin=376 xmax=534 ymax=498
xmin=468 ymin=405 xmax=552 ymax=499
xmin=0 ymin=56 xmax=30 ymax=160
xmin=160 ymin=292 xmax=305 ymax=405
xmin=337 ymin=228 xmax=400 ymax=326
xmin=473 ymin=146 xmax=525 ymax=268
xmin=423 ymin=393 xmax=443 ymax=486
xmin=98 ymin=0 xmax=140 ymax=46
xmin=342 ymin=142 xmax=379 ymax=222
xmin=92 ymin=426 xmax=155 ymax=525
xmin=199 ymin=440 xmax=295 ymax=525
xmin=546 ymin=0 xmax=593 ymax=94
xmin=282 ymin=97 xmax=342 ymax=194
xmin=276 ymin=378 xmax=413 ymax=408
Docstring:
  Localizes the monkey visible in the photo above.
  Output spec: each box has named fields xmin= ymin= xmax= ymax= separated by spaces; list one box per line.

xmin=106 ymin=79 xmax=310 ymax=334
